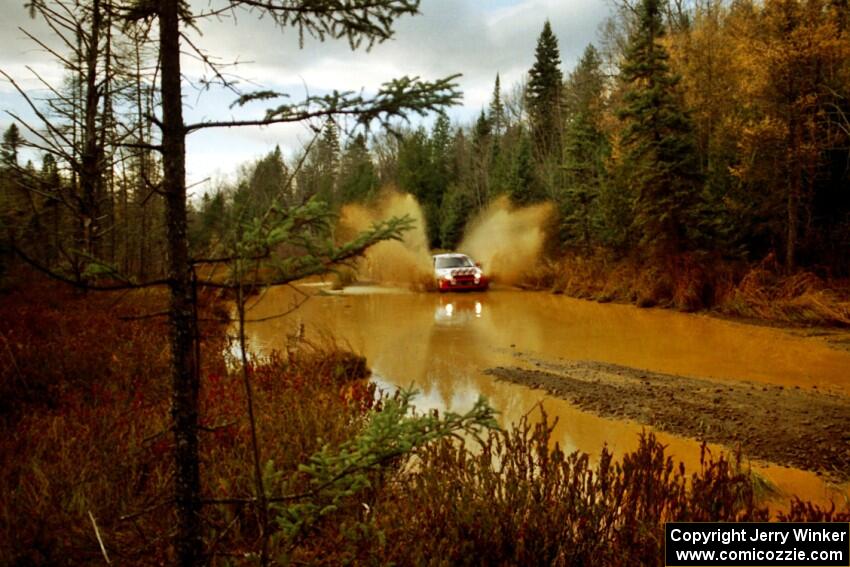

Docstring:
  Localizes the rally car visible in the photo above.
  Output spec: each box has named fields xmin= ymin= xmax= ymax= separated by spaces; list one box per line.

xmin=433 ymin=253 xmax=489 ymax=292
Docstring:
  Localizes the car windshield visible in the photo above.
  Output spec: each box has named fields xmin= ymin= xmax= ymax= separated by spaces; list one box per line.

xmin=435 ymin=256 xmax=474 ymax=269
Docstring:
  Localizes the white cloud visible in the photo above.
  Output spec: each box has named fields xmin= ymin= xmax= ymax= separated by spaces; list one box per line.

xmin=2 ymin=0 xmax=611 ymax=183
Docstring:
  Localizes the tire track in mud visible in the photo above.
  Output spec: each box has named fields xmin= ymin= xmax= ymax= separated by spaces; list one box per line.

xmin=485 ymin=359 xmax=850 ymax=481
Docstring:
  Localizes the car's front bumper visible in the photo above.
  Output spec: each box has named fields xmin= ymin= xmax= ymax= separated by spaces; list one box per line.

xmin=437 ymin=277 xmax=489 ymax=292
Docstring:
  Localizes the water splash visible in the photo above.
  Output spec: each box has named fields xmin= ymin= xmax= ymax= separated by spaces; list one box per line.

xmin=459 ymin=196 xmax=554 ymax=285
xmin=337 ymin=189 xmax=433 ymax=287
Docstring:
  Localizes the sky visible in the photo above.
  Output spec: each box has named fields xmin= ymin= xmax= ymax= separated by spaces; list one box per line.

xmin=0 ymin=0 xmax=611 ymax=191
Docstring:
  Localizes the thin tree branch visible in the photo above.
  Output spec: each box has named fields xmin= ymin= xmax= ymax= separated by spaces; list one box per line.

xmin=119 ymin=499 xmax=175 ymax=522
xmin=11 ymin=242 xmax=171 ymax=291
xmin=18 ymin=27 xmax=78 ymax=70
xmin=0 ymin=70 xmax=78 ymax=152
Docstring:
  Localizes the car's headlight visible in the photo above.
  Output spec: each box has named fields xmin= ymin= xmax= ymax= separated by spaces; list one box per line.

xmin=441 ymin=274 xmax=453 ymax=281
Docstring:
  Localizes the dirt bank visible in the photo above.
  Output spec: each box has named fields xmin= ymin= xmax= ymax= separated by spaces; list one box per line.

xmin=485 ymin=357 xmax=850 ymax=481
xmin=521 ymin=255 xmax=850 ymax=328
xmin=793 ymin=327 xmax=850 ymax=353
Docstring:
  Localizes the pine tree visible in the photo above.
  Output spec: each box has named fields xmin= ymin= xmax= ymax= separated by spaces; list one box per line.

xmin=192 ymin=190 xmax=228 ymax=253
xmin=1 ymin=124 xmax=26 ymax=273
xmin=1 ymin=124 xmax=27 ymax=236
xmin=430 ymin=113 xmax=453 ymax=203
xmin=527 ymin=21 xmax=564 ymax=161
xmin=617 ymin=0 xmax=701 ymax=256
xmin=473 ymin=110 xmax=492 ymax=147
xmin=510 ymin=129 xmax=543 ymax=205
xmin=439 ymin=182 xmax=474 ymax=249
xmin=234 ymin=146 xmax=289 ymax=219
xmin=488 ymin=73 xmax=505 ymax=137
xmin=338 ymin=134 xmax=378 ymax=204
xmin=470 ymin=110 xmax=493 ymax=209
xmin=1 ymin=124 xmax=23 ymax=167
xmin=397 ymin=127 xmax=441 ymax=246
xmin=562 ymin=44 xmax=610 ymax=248
xmin=315 ymin=120 xmax=341 ymax=206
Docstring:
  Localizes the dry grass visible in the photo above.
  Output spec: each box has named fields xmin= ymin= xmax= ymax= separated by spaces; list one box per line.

xmin=373 ymin=413 xmax=766 ymax=566
xmin=717 ymin=263 xmax=850 ymax=326
xmin=1 ymin=275 xmax=847 ymax=565
xmin=344 ymin=410 xmax=847 ymax=566
xmin=524 ymin=252 xmax=850 ymax=326
xmin=0 ymin=276 xmax=375 ymax=564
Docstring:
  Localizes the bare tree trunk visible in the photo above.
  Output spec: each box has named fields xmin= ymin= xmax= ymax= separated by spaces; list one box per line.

xmin=134 ymin=36 xmax=148 ymax=280
xmin=236 ymin=278 xmax=270 ymax=566
xmin=101 ymin=0 xmax=115 ymax=265
xmin=786 ymin=115 xmax=800 ymax=271
xmin=159 ymin=1 xmax=202 ymax=563
xmin=72 ymin=31 xmax=83 ymax=276
xmin=81 ymin=0 xmax=103 ymax=257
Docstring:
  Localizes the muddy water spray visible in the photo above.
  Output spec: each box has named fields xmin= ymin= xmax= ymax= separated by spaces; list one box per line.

xmin=337 ymin=190 xmax=433 ymax=286
xmin=459 ymin=196 xmax=554 ymax=285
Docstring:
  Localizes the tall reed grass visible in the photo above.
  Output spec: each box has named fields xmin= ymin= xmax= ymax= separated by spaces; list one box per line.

xmin=524 ymin=252 xmax=850 ymax=326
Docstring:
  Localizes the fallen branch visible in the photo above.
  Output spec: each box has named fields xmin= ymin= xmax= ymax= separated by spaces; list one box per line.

xmin=88 ymin=511 xmax=111 ymax=564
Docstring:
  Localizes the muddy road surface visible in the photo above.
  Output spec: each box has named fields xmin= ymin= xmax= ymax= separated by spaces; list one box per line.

xmin=486 ymin=358 xmax=850 ymax=481
xmin=244 ymin=285 xmax=850 ymax=506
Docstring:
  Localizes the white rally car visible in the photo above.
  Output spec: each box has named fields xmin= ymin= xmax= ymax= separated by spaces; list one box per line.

xmin=432 ymin=253 xmax=489 ymax=292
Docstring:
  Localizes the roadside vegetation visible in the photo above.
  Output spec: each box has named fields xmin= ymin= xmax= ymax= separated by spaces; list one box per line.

xmin=2 ymin=0 xmax=850 ymax=563
xmin=521 ymin=252 xmax=850 ymax=326
xmin=1 ymin=275 xmax=847 ymax=565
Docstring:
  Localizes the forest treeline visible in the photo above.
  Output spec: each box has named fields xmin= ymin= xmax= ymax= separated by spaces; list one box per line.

xmin=3 ymin=0 xmax=850 ymax=281
xmin=188 ymin=0 xmax=850 ymax=275
xmin=2 ymin=0 xmax=850 ymax=563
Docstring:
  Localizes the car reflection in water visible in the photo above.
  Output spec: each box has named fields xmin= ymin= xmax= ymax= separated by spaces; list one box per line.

xmin=434 ymin=295 xmax=484 ymax=327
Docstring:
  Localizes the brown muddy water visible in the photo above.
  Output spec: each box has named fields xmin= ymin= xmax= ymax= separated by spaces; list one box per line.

xmin=242 ymin=284 xmax=850 ymax=509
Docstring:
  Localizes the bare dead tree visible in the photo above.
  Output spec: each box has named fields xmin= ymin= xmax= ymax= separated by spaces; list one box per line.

xmin=4 ymin=0 xmax=160 ymax=280
xmin=7 ymin=2 xmax=461 ymax=564
xmin=44 ymin=2 xmax=455 ymax=565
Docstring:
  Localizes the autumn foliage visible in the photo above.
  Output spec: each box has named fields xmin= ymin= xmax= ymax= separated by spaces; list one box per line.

xmin=1 ymin=277 xmax=847 ymax=564
xmin=0 ymin=276 xmax=376 ymax=563
xmin=524 ymin=252 xmax=850 ymax=326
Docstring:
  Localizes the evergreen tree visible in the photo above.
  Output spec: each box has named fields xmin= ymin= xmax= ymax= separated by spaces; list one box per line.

xmin=0 ymin=125 xmax=26 ymax=274
xmin=527 ymin=21 xmax=564 ymax=161
xmin=40 ymin=154 xmax=61 ymax=188
xmin=202 ymin=191 xmax=228 ymax=244
xmin=295 ymin=121 xmax=341 ymax=206
xmin=397 ymin=127 xmax=441 ymax=246
xmin=617 ymin=0 xmax=701 ymax=256
xmin=510 ymin=129 xmax=543 ymax=205
xmin=1 ymin=125 xmax=28 ymax=247
xmin=562 ymin=44 xmax=610 ymax=248
xmin=471 ymin=110 xmax=493 ymax=209
xmin=430 ymin=114 xmax=453 ymax=203
xmin=234 ymin=146 xmax=289 ymax=219
xmin=1 ymin=124 xmax=23 ymax=167
xmin=315 ymin=120 xmax=341 ymax=206
xmin=488 ymin=73 xmax=505 ymax=137
xmin=448 ymin=128 xmax=471 ymax=197
xmin=338 ymin=134 xmax=379 ymax=204
xmin=473 ymin=110 xmax=492 ymax=146
xmin=487 ymin=74 xmax=511 ymax=196
xmin=440 ymin=182 xmax=474 ymax=249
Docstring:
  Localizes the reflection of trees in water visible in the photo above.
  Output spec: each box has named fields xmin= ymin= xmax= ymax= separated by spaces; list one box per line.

xmin=244 ymin=287 xmax=849 ymax=505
